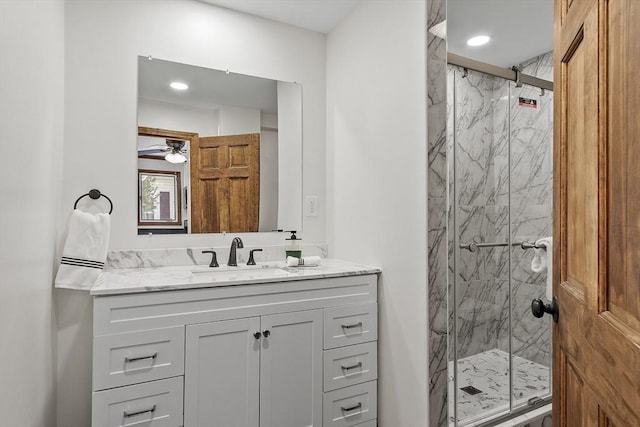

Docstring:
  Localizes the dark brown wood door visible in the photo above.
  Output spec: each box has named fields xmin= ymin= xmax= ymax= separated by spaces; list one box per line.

xmin=190 ymin=133 xmax=260 ymax=233
xmin=554 ymin=0 xmax=640 ymax=424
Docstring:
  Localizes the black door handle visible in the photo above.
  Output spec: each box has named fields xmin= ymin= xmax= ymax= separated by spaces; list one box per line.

xmin=531 ymin=296 xmax=559 ymax=323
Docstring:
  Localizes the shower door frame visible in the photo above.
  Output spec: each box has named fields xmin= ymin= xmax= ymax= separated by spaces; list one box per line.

xmin=448 ymin=54 xmax=554 ymax=427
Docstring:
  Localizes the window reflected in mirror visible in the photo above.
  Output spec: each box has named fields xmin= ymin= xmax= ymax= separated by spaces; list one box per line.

xmin=138 ymin=169 xmax=184 ymax=232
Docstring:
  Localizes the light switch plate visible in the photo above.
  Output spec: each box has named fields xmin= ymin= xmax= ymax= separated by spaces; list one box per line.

xmin=304 ymin=196 xmax=319 ymax=217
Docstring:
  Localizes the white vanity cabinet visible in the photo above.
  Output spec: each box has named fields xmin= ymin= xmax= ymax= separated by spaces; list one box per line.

xmin=184 ymin=310 xmax=323 ymax=427
xmin=91 ymin=272 xmax=378 ymax=427
xmin=184 ymin=317 xmax=261 ymax=427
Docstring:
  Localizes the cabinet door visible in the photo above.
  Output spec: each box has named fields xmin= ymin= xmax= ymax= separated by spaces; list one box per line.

xmin=184 ymin=317 xmax=260 ymax=427
xmin=260 ymin=309 xmax=323 ymax=427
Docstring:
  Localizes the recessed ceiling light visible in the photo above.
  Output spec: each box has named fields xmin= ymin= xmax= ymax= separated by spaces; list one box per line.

xmin=170 ymin=81 xmax=189 ymax=90
xmin=467 ymin=35 xmax=491 ymax=47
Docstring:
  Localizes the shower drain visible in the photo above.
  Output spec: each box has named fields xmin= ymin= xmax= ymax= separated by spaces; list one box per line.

xmin=460 ymin=385 xmax=483 ymax=395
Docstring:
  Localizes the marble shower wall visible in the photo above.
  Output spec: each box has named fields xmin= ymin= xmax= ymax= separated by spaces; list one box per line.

xmin=448 ymin=51 xmax=554 ymax=366
xmin=427 ymin=0 xmax=449 ymax=424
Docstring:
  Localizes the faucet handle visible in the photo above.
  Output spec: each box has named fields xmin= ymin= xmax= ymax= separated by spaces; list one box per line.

xmin=202 ymin=250 xmax=219 ymax=268
xmin=247 ymin=249 xmax=263 ymax=265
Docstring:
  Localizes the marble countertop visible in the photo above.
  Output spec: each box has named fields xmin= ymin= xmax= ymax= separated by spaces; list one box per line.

xmin=91 ymin=258 xmax=381 ymax=296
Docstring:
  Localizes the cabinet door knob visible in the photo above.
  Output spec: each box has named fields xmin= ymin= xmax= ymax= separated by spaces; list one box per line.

xmin=253 ymin=332 xmax=261 ymax=339
xmin=262 ymin=330 xmax=271 ymax=338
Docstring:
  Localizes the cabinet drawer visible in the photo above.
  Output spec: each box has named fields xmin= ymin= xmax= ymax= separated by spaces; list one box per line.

xmin=92 ymin=376 xmax=183 ymax=427
xmin=323 ymin=381 xmax=377 ymax=427
xmin=324 ymin=303 xmax=377 ymax=349
xmin=93 ymin=326 xmax=185 ymax=390
xmin=324 ymin=342 xmax=377 ymax=392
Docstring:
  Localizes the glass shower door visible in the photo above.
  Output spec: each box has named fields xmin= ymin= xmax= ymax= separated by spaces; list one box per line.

xmin=449 ymin=62 xmax=554 ymax=426
xmin=450 ymin=67 xmax=513 ymax=425
xmin=508 ymin=78 xmax=553 ymax=412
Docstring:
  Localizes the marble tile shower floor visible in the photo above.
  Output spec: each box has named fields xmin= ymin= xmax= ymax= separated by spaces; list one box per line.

xmin=448 ymin=349 xmax=551 ymax=426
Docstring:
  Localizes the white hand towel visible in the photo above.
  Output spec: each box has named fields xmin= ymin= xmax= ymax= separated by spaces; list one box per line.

xmin=286 ymin=256 xmax=321 ymax=267
xmin=531 ymin=247 xmax=547 ymax=273
xmin=531 ymin=237 xmax=553 ymax=300
xmin=55 ymin=209 xmax=111 ymax=290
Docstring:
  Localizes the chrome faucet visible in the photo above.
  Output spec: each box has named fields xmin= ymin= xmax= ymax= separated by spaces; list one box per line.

xmin=227 ymin=237 xmax=244 ymax=266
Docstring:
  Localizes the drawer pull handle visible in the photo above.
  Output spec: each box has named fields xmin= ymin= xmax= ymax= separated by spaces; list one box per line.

xmin=124 ymin=352 xmax=158 ymax=363
xmin=341 ymin=362 xmax=363 ymax=372
xmin=341 ymin=322 xmax=363 ymax=330
xmin=123 ymin=404 xmax=156 ymax=418
xmin=341 ymin=402 xmax=362 ymax=414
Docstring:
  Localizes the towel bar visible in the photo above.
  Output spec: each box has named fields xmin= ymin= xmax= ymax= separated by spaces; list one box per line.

xmin=74 ymin=189 xmax=113 ymax=214
xmin=459 ymin=241 xmax=545 ymax=252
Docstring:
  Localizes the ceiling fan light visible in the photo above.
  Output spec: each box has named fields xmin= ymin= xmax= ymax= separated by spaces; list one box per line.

xmin=165 ymin=151 xmax=187 ymax=163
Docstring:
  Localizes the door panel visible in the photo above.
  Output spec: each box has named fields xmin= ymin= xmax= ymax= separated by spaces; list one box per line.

xmin=229 ymin=177 xmax=256 ymax=232
xmin=196 ymin=179 xmax=222 ymax=232
xmin=191 ymin=133 xmax=260 ymax=233
xmin=260 ymin=310 xmax=323 ymax=427
xmin=563 ymin=19 xmax=599 ymax=310
xmin=184 ymin=317 xmax=260 ymax=427
xmin=554 ymin=0 xmax=640 ymax=424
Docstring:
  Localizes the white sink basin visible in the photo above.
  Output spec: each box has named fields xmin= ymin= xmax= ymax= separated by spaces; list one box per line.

xmin=185 ymin=264 xmax=293 ymax=282
xmin=190 ymin=264 xmax=284 ymax=274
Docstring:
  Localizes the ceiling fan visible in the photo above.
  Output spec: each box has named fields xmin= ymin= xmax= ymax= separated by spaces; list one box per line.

xmin=138 ymin=139 xmax=188 ymax=163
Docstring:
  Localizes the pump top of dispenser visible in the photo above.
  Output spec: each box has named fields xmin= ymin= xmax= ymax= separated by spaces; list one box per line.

xmin=286 ymin=231 xmax=299 ymax=241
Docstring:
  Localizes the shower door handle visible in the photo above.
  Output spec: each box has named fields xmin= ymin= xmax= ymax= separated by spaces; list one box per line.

xmin=531 ymin=297 xmax=559 ymax=323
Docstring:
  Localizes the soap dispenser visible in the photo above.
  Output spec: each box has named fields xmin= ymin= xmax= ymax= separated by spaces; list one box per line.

xmin=285 ymin=231 xmax=302 ymax=259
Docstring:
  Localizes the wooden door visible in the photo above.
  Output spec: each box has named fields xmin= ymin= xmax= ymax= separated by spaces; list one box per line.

xmin=259 ymin=310 xmax=323 ymax=427
xmin=191 ymin=133 xmax=260 ymax=233
xmin=554 ymin=0 xmax=640 ymax=424
xmin=184 ymin=317 xmax=261 ymax=427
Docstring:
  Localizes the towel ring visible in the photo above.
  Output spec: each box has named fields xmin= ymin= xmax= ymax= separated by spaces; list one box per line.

xmin=73 ymin=189 xmax=113 ymax=214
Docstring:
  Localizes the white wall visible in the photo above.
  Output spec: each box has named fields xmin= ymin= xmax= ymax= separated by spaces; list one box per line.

xmin=60 ymin=2 xmax=326 ymax=425
xmin=0 ymin=0 xmax=64 ymax=425
xmin=277 ymin=81 xmax=303 ymax=231
xmin=63 ymin=0 xmax=326 ymax=251
xmin=260 ymin=128 xmax=279 ymax=231
xmin=260 ymin=113 xmax=279 ymax=232
xmin=219 ymin=106 xmax=260 ymax=135
xmin=138 ymin=97 xmax=220 ymax=136
xmin=327 ymin=1 xmax=428 ymax=426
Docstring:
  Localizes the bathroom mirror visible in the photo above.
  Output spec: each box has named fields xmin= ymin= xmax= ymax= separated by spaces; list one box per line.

xmin=137 ymin=56 xmax=302 ymax=235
